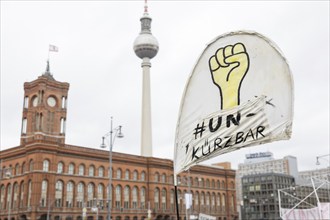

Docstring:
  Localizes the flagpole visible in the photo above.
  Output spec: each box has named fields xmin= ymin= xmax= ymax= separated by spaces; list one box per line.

xmin=174 ymin=175 xmax=180 ymax=220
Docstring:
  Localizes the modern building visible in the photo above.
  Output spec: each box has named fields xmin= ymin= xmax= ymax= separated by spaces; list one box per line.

xmin=235 ymin=152 xmax=298 ymax=218
xmin=241 ymin=173 xmax=295 ymax=220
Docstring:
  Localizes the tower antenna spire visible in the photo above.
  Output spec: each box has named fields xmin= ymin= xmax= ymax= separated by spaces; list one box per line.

xmin=144 ymin=0 xmax=148 ymax=14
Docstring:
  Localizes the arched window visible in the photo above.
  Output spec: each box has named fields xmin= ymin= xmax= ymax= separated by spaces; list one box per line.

xmin=68 ymin=163 xmax=74 ymax=174
xmin=22 ymin=162 xmax=26 ymax=174
xmin=115 ymin=185 xmax=122 ymax=208
xmin=221 ymin=180 xmax=226 ymax=189
xmin=231 ymin=194 xmax=235 ymax=210
xmin=27 ymin=180 xmax=32 ymax=207
xmin=124 ymin=186 xmax=130 ymax=208
xmin=161 ymin=174 xmax=166 ymax=183
xmin=15 ymin=164 xmax=20 ymax=175
xmin=22 ymin=118 xmax=27 ymax=134
xmin=222 ymin=193 xmax=226 ymax=209
xmin=43 ymin=160 xmax=50 ymax=172
xmin=98 ymin=184 xmax=104 ymax=208
xmin=212 ymin=180 xmax=215 ymax=188
xmin=217 ymin=180 xmax=221 ymax=189
xmin=116 ymin=169 xmax=122 ymax=179
xmin=195 ymin=192 xmax=199 ymax=209
xmin=201 ymin=192 xmax=205 ymax=207
xmin=154 ymin=188 xmax=159 ymax=210
xmin=87 ymin=183 xmax=94 ymax=207
xmin=200 ymin=178 xmax=204 ymax=187
xmin=78 ymin=164 xmax=85 ymax=176
xmin=133 ymin=170 xmax=138 ymax=181
xmin=125 ymin=169 xmax=130 ymax=180
xmin=98 ymin=166 xmax=104 ymax=177
xmin=7 ymin=183 xmax=12 ymax=210
xmin=0 ymin=185 xmax=5 ymax=209
xmin=57 ymin=162 xmax=64 ymax=173
xmin=60 ymin=118 xmax=66 ymax=134
xmin=216 ymin=193 xmax=221 ymax=210
xmin=40 ymin=180 xmax=48 ymax=207
xmin=211 ymin=193 xmax=216 ymax=210
xmin=89 ymin=165 xmax=95 ymax=176
xmin=206 ymin=192 xmax=210 ymax=210
xmin=55 ymin=180 xmax=63 ymax=207
xmin=19 ymin=181 xmax=24 ymax=208
xmin=140 ymin=187 xmax=146 ymax=209
xmin=206 ymin=179 xmax=210 ymax=188
xmin=154 ymin=172 xmax=159 ymax=182
xmin=77 ymin=182 xmax=84 ymax=208
xmin=29 ymin=160 xmax=34 ymax=171
xmin=141 ymin=171 xmax=146 ymax=181
xmin=13 ymin=183 xmax=19 ymax=208
xmin=66 ymin=182 xmax=74 ymax=207
xmin=161 ymin=188 xmax=167 ymax=210
xmin=132 ymin=186 xmax=138 ymax=209
xmin=170 ymin=189 xmax=175 ymax=211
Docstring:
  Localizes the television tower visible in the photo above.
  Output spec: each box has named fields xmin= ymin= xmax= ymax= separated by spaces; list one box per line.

xmin=133 ymin=0 xmax=159 ymax=157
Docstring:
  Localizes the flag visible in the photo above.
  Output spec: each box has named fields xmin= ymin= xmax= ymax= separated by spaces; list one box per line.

xmin=173 ymin=31 xmax=293 ymax=176
xmin=49 ymin=45 xmax=59 ymax=52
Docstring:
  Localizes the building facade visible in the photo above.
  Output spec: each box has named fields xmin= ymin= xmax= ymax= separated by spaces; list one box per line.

xmin=0 ymin=71 xmax=238 ymax=220
xmin=241 ymin=173 xmax=295 ymax=220
xmin=235 ymin=152 xmax=298 ymax=218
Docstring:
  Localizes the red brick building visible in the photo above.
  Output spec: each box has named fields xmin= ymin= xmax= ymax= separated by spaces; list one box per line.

xmin=0 ymin=71 xmax=238 ymax=220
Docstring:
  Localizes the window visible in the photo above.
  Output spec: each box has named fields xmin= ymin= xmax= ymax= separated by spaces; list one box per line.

xmin=116 ymin=169 xmax=122 ymax=179
xmin=1 ymin=185 xmax=6 ymax=209
xmin=133 ymin=170 xmax=138 ymax=181
xmin=140 ymin=187 xmax=146 ymax=209
xmin=141 ymin=171 xmax=146 ymax=181
xmin=60 ymin=118 xmax=66 ymax=134
xmin=24 ymin=96 xmax=29 ymax=108
xmin=27 ymin=181 xmax=32 ymax=207
xmin=115 ymin=185 xmax=122 ymax=208
xmin=154 ymin=188 xmax=159 ymax=210
xmin=7 ymin=184 xmax=12 ymax=210
xmin=170 ymin=190 xmax=175 ymax=211
xmin=22 ymin=162 xmax=26 ymax=174
xmin=61 ymin=96 xmax=67 ymax=109
xmin=15 ymin=164 xmax=20 ymax=175
xmin=124 ymin=186 xmax=130 ymax=208
xmin=98 ymin=167 xmax=104 ymax=177
xmin=98 ymin=184 xmax=104 ymax=208
xmin=57 ymin=162 xmax=64 ymax=173
xmin=161 ymin=174 xmax=166 ymax=183
xmin=29 ymin=160 xmax=34 ymax=171
xmin=55 ymin=181 xmax=63 ymax=207
xmin=13 ymin=183 xmax=19 ymax=208
xmin=89 ymin=165 xmax=94 ymax=176
xmin=78 ymin=164 xmax=84 ymax=176
xmin=40 ymin=180 xmax=48 ymax=207
xmin=20 ymin=182 xmax=24 ymax=208
xmin=77 ymin=183 xmax=84 ymax=208
xmin=87 ymin=183 xmax=94 ymax=207
xmin=125 ymin=169 xmax=130 ymax=180
xmin=161 ymin=189 xmax=167 ymax=210
xmin=195 ymin=192 xmax=199 ymax=207
xmin=66 ymin=182 xmax=74 ymax=207
xmin=22 ymin=118 xmax=27 ymax=134
xmin=154 ymin=172 xmax=159 ymax=182
xmin=132 ymin=187 xmax=138 ymax=209
xmin=68 ymin=163 xmax=74 ymax=174
xmin=43 ymin=160 xmax=50 ymax=172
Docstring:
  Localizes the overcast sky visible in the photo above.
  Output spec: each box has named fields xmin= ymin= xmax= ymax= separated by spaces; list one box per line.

xmin=1 ymin=1 xmax=329 ymax=171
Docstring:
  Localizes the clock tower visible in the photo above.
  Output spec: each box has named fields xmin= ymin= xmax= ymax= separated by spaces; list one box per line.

xmin=20 ymin=61 xmax=70 ymax=145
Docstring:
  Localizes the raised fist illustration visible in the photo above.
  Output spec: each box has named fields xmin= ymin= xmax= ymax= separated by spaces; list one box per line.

xmin=209 ymin=43 xmax=250 ymax=110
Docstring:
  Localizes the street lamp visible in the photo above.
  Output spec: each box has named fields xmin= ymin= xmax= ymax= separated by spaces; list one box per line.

xmin=100 ymin=116 xmax=124 ymax=220
xmin=316 ymin=154 xmax=329 ymax=166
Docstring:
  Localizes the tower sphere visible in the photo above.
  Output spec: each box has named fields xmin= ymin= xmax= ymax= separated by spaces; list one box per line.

xmin=133 ymin=32 xmax=159 ymax=59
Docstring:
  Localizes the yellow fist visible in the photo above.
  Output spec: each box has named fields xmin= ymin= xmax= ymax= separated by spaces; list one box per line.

xmin=209 ymin=43 xmax=250 ymax=110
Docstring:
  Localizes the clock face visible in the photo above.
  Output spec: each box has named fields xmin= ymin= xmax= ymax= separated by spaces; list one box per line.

xmin=47 ymin=97 xmax=57 ymax=107
xmin=32 ymin=96 xmax=38 ymax=107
